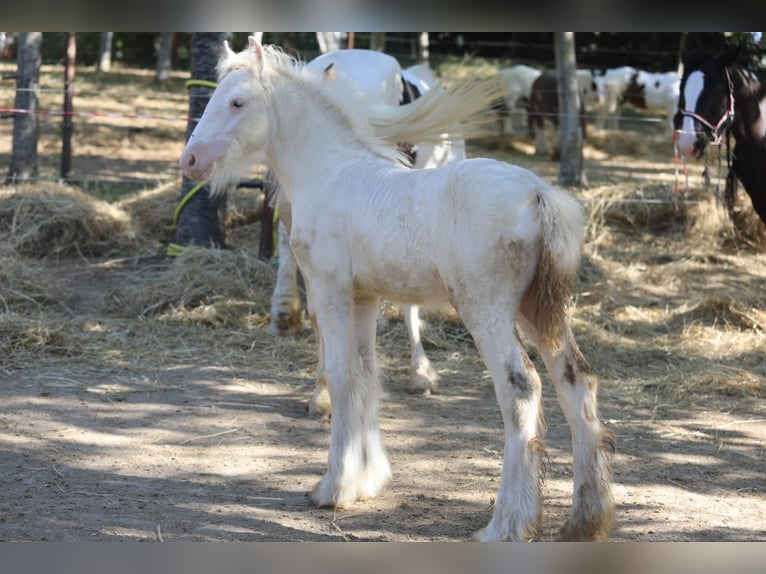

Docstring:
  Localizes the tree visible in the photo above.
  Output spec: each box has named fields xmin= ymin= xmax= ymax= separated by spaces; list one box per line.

xmin=369 ymin=32 xmax=386 ymax=52
xmin=316 ymin=32 xmax=341 ymax=53
xmin=555 ymin=32 xmax=584 ymax=187
xmin=5 ymin=32 xmax=42 ymax=184
xmin=98 ymin=32 xmax=113 ymax=72
xmin=173 ymin=32 xmax=229 ymax=250
xmin=156 ymin=32 xmax=174 ymax=82
xmin=61 ymin=32 xmax=76 ymax=179
xmin=418 ymin=32 xmax=430 ymax=65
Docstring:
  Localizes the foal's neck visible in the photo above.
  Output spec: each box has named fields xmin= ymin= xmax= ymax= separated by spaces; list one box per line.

xmin=265 ymin=76 xmax=386 ymax=202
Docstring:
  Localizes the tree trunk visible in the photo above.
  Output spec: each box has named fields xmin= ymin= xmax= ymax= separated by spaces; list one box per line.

xmin=61 ymin=32 xmax=76 ymax=180
xmin=418 ymin=32 xmax=430 ymax=65
xmin=156 ymin=32 xmax=174 ymax=82
xmin=5 ymin=32 xmax=42 ymax=184
xmin=316 ymin=32 xmax=341 ymax=53
xmin=370 ymin=32 xmax=386 ymax=52
xmin=98 ymin=32 xmax=112 ymax=72
xmin=676 ymin=32 xmax=687 ymax=75
xmin=174 ymin=32 xmax=229 ymax=249
xmin=555 ymin=32 xmax=584 ymax=187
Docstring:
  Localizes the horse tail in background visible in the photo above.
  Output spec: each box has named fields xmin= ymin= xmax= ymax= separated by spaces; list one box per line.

xmin=366 ymin=72 xmax=505 ymax=144
xmin=527 ymin=186 xmax=586 ymax=351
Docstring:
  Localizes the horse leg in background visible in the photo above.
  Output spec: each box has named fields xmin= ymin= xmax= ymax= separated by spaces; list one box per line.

xmin=269 ymin=219 xmax=303 ymax=336
xmin=310 ymin=302 xmax=436 ymax=418
xmin=402 ymin=304 xmax=439 ymax=394
xmin=530 ymin=112 xmax=549 ymax=156
xmin=456 ymin=298 xmax=546 ymax=541
xmin=517 ymin=312 xmax=616 ymax=541
xmin=310 ymin=289 xmax=391 ymax=507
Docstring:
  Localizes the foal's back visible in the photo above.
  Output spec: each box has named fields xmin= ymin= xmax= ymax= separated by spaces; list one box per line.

xmin=332 ymin=157 xmax=551 ymax=302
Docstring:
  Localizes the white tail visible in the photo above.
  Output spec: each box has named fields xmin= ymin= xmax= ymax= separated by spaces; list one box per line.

xmin=528 ymin=187 xmax=585 ymax=350
xmin=367 ymin=73 xmax=505 ymax=144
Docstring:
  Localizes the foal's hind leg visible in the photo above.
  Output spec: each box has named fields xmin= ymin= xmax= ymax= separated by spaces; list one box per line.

xmin=459 ymin=309 xmax=546 ymax=541
xmin=403 ymin=304 xmax=439 ymax=395
xmin=518 ymin=314 xmax=616 ymax=541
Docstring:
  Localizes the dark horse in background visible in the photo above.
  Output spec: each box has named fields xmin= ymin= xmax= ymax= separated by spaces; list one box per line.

xmin=675 ymin=46 xmax=766 ymax=226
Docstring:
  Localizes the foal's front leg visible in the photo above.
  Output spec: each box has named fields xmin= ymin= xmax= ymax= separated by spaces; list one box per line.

xmin=310 ymin=292 xmax=391 ymax=508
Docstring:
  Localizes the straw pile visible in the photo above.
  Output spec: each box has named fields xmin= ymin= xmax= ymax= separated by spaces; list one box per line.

xmin=687 ymin=193 xmax=766 ymax=250
xmin=0 ymin=183 xmax=137 ymax=257
xmin=117 ymin=183 xmax=265 ymax=246
xmin=585 ymin=129 xmax=651 ymax=157
xmin=583 ymin=182 xmax=687 ymax=236
xmin=0 ymin=254 xmax=61 ymax=312
xmin=115 ymin=182 xmax=178 ymax=244
xmin=106 ymin=245 xmax=276 ymax=327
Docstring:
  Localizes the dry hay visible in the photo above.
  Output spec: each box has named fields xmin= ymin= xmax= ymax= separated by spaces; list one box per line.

xmin=226 ymin=186 xmax=265 ymax=229
xmin=115 ymin=181 xmax=178 ymax=244
xmin=687 ymin=193 xmax=766 ymax=251
xmin=584 ymin=128 xmax=650 ymax=157
xmin=570 ymin=176 xmax=766 ymax=407
xmin=107 ymin=245 xmax=276 ymax=328
xmin=583 ymin=182 xmax=687 ymax=238
xmin=0 ymin=182 xmax=137 ymax=257
xmin=118 ymin=183 xmax=265 ymax=246
xmin=679 ymin=295 xmax=766 ymax=332
xmin=0 ymin=313 xmax=82 ymax=370
xmin=0 ymin=254 xmax=63 ymax=313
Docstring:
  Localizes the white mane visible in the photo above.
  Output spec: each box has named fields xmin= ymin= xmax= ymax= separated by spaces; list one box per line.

xmin=217 ymin=43 xmax=409 ymax=166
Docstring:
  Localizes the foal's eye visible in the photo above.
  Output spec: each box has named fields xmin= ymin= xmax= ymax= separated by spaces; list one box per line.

xmin=231 ymin=98 xmax=245 ymax=109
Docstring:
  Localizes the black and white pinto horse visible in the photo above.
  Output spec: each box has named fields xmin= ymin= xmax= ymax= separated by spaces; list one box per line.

xmin=676 ymin=49 xmax=766 ymax=225
xmin=180 ymin=38 xmax=615 ymax=542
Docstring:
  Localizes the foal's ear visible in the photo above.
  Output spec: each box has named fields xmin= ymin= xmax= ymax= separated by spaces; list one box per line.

xmin=222 ymin=40 xmax=236 ymax=58
xmin=248 ymin=35 xmax=265 ymax=74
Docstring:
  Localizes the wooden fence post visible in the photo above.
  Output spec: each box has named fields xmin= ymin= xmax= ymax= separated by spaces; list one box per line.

xmin=61 ymin=32 xmax=76 ymax=180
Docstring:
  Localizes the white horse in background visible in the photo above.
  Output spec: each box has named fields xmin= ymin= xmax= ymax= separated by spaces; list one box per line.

xmin=595 ymin=66 xmax=638 ymax=128
xmin=180 ymin=38 xmax=615 ymax=542
xmin=270 ymin=49 xmax=469 ymax=417
xmin=624 ymin=69 xmax=681 ymax=134
xmin=497 ymin=64 xmax=542 ymax=133
xmin=595 ymin=66 xmax=679 ymax=133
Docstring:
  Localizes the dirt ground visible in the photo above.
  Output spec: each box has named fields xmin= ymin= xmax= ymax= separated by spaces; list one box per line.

xmin=0 ymin=65 xmax=764 ymax=542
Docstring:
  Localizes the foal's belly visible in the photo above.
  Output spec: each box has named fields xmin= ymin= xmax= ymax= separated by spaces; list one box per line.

xmin=352 ymin=261 xmax=449 ymax=306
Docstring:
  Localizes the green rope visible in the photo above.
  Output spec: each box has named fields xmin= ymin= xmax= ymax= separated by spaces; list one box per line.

xmin=167 ymin=181 xmax=207 ymax=257
xmin=185 ymin=79 xmax=218 ymax=90
xmin=173 ymin=181 xmax=206 ymax=227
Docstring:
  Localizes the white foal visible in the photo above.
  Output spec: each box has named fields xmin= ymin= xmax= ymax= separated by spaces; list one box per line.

xmin=180 ymin=38 xmax=615 ymax=542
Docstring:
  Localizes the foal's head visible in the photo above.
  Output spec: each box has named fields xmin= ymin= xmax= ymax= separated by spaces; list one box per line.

xmin=180 ymin=37 xmax=289 ymax=193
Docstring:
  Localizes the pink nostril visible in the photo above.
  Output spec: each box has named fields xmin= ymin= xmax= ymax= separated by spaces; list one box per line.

xmin=187 ymin=154 xmax=196 ymax=168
